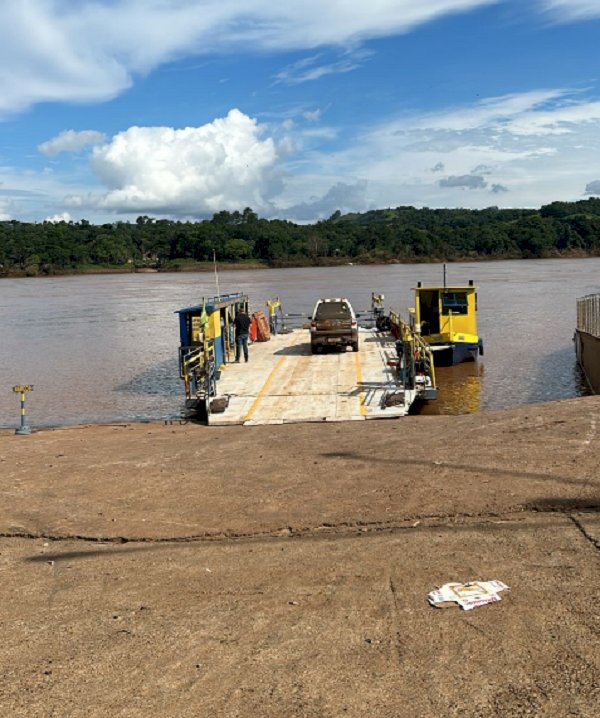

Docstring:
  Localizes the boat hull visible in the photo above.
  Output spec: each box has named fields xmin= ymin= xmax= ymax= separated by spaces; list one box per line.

xmin=430 ymin=341 xmax=481 ymax=366
xmin=575 ymin=329 xmax=600 ymax=394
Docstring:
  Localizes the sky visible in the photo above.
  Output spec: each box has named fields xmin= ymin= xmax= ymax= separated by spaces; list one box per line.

xmin=1 ymin=0 xmax=600 ymax=224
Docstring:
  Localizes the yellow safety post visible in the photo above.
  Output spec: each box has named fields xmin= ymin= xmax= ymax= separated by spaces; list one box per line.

xmin=13 ymin=384 xmax=33 ymax=435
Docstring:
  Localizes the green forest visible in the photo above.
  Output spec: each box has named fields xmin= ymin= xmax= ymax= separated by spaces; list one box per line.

xmin=2 ymin=198 xmax=600 ymax=277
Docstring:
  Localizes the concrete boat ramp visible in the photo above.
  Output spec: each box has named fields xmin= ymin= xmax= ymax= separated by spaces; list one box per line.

xmin=208 ymin=328 xmax=418 ymax=425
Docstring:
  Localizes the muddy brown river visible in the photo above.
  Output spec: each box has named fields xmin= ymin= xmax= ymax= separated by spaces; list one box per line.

xmin=1 ymin=258 xmax=598 ymax=427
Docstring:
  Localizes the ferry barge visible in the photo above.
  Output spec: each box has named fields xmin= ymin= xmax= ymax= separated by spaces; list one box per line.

xmin=176 ymin=293 xmax=437 ymax=425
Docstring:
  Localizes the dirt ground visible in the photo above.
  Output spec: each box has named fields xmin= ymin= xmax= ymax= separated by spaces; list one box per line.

xmin=0 ymin=397 xmax=599 ymax=717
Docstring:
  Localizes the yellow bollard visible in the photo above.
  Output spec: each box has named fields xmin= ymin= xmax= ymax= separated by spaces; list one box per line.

xmin=12 ymin=384 xmax=33 ymax=435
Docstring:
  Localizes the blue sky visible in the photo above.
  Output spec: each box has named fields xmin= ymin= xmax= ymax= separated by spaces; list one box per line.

xmin=2 ymin=0 xmax=600 ymax=223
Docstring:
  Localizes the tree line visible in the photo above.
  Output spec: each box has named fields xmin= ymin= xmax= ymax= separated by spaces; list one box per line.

xmin=2 ymin=199 xmax=600 ymax=276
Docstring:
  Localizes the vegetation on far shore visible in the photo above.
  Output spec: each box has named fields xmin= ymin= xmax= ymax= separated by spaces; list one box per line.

xmin=2 ymin=199 xmax=600 ymax=278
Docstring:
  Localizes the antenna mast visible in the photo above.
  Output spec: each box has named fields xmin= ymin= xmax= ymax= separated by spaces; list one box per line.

xmin=213 ymin=249 xmax=221 ymax=298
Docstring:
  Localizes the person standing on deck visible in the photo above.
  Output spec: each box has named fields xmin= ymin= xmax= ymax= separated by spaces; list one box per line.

xmin=267 ymin=298 xmax=281 ymax=335
xmin=234 ymin=310 xmax=251 ymax=362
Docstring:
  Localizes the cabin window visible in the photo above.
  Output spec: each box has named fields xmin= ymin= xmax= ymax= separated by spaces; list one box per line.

xmin=441 ymin=292 xmax=468 ymax=315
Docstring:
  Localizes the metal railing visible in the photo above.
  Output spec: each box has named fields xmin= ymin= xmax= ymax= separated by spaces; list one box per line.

xmin=179 ymin=341 xmax=216 ymax=400
xmin=577 ymin=294 xmax=600 ymax=338
xmin=389 ymin=308 xmax=437 ymax=391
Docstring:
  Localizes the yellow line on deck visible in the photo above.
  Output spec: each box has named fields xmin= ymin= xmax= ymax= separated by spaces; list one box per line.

xmin=244 ymin=335 xmax=301 ymax=422
xmin=354 ymin=350 xmax=366 ymax=417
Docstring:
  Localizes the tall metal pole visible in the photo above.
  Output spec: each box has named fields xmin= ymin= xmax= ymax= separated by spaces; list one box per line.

xmin=443 ymin=263 xmax=447 ymax=290
xmin=213 ymin=249 xmax=220 ymax=298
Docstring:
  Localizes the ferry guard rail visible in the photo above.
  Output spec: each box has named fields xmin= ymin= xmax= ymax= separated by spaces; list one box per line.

xmin=577 ymin=293 xmax=600 ymax=338
xmin=388 ymin=308 xmax=437 ymax=400
xmin=179 ymin=342 xmax=217 ymax=408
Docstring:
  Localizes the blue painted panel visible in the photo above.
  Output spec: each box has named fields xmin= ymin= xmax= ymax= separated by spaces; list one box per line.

xmin=179 ymin=312 xmax=189 ymax=346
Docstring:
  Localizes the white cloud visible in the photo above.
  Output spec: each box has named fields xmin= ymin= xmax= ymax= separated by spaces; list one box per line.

xmin=0 ymin=197 xmax=13 ymax=221
xmin=0 ymin=1 xmax=499 ymax=115
xmin=44 ymin=211 xmax=72 ymax=223
xmin=274 ymin=50 xmax=371 ymax=85
xmin=302 ymin=109 xmax=322 ymax=122
xmin=540 ymin=1 xmax=600 ymax=20
xmin=275 ymin=88 xmax=600 ymax=213
xmin=0 ymin=163 xmax=106 ymax=223
xmin=10 ymin=88 xmax=600 ymax=222
xmin=79 ymin=109 xmax=281 ymax=215
xmin=389 ymin=90 xmax=600 ymax=143
xmin=365 ymin=89 xmax=600 ymax=161
xmin=38 ymin=130 xmax=106 ymax=156
xmin=64 ymin=195 xmax=83 ymax=209
xmin=393 ymin=89 xmax=568 ymax=134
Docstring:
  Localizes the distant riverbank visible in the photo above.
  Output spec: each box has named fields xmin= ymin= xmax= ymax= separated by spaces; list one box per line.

xmin=0 ymin=259 xmax=269 ymax=278
xmin=1 ymin=247 xmax=593 ymax=279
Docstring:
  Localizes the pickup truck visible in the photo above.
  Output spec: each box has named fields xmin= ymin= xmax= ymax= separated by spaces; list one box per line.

xmin=310 ymin=298 xmax=359 ymax=353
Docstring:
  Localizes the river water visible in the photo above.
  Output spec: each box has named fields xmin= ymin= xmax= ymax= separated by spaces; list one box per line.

xmin=1 ymin=258 xmax=598 ymax=428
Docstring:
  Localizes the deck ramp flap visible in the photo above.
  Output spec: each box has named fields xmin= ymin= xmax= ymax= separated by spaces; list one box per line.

xmin=207 ymin=329 xmax=417 ymax=426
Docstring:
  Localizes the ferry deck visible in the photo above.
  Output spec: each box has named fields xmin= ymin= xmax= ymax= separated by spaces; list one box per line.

xmin=207 ymin=327 xmax=423 ymax=426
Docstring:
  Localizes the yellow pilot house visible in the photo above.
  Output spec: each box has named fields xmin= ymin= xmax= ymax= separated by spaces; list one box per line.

xmin=413 ymin=280 xmax=483 ymax=365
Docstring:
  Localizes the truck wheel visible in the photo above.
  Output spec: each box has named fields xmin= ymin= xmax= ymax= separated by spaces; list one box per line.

xmin=352 ymin=342 xmax=359 ymax=352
